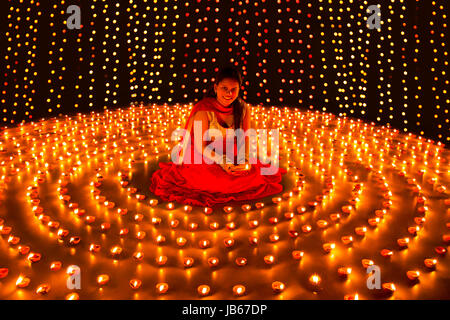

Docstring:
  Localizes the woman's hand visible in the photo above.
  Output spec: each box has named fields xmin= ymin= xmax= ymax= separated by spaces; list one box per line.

xmin=220 ymin=163 xmax=234 ymax=174
xmin=231 ymin=163 xmax=251 ymax=171
xmin=225 ymin=163 xmax=252 ymax=176
xmin=231 ymin=163 xmax=252 ymax=176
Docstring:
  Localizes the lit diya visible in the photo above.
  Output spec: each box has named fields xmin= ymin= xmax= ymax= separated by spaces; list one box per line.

xmin=133 ymin=251 xmax=145 ymax=261
xmin=292 ymin=250 xmax=304 ymax=260
xmin=223 ymin=206 xmax=233 ymax=213
xmin=355 ymin=226 xmax=367 ymax=236
xmin=323 ymin=242 xmax=335 ymax=253
xmin=176 ymin=237 xmax=187 ymax=247
xmin=272 ymin=281 xmax=285 ymax=293
xmin=198 ymin=285 xmax=211 ymax=297
xmin=36 ymin=284 xmax=51 ymax=295
xmin=233 ymin=285 xmax=246 ymax=296
xmin=224 ymin=238 xmax=235 ymax=248
xmin=155 ymin=255 xmax=167 ymax=266
xmin=248 ymin=236 xmax=259 ymax=245
xmin=129 ymin=279 xmax=142 ymax=290
xmin=382 ymin=282 xmax=396 ymax=294
xmin=338 ymin=267 xmax=352 ymax=277
xmin=156 ymin=282 xmax=169 ymax=294
xmin=16 ymin=275 xmax=31 ymax=288
xmin=272 ymin=197 xmax=282 ymax=204
xmin=406 ymin=271 xmax=420 ymax=281
xmin=424 ymin=258 xmax=437 ymax=269
xmin=235 ymin=257 xmax=247 ymax=267
xmin=341 ymin=235 xmax=353 ymax=245
xmin=269 ymin=233 xmax=280 ymax=242
xmin=97 ymin=274 xmax=110 ymax=286
xmin=166 ymin=202 xmax=175 ymax=210
xmin=183 ymin=257 xmax=194 ymax=268
xmin=309 ymin=274 xmax=322 ymax=291
xmin=207 ymin=257 xmax=219 ymax=267
xmin=264 ymin=255 xmax=275 ymax=265
xmin=198 ymin=239 xmax=210 ymax=249
xmin=170 ymin=219 xmax=180 ymax=228
xmin=66 ymin=293 xmax=80 ymax=300
xmin=296 ymin=206 xmax=307 ymax=214
xmin=248 ymin=220 xmax=259 ymax=228
xmin=380 ymin=249 xmax=393 ymax=258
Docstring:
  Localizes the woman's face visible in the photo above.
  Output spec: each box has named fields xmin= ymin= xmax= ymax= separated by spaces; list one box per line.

xmin=214 ymin=78 xmax=240 ymax=107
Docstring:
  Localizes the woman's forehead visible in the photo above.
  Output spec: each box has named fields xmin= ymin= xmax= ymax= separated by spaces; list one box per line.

xmin=218 ymin=78 xmax=240 ymax=87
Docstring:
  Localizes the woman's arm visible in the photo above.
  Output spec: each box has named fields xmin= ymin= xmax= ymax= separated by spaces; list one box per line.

xmin=242 ymin=103 xmax=250 ymax=162
xmin=229 ymin=103 xmax=252 ymax=174
xmin=192 ymin=111 xmax=212 ymax=161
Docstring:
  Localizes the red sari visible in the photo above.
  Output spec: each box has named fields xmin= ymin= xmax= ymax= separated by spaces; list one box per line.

xmin=149 ymin=97 xmax=287 ymax=207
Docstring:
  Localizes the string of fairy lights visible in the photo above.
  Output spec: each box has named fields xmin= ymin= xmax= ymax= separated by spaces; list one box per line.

xmin=278 ymin=4 xmax=298 ymax=105
xmin=270 ymin=1 xmax=315 ymax=108
xmin=411 ymin=2 xmax=422 ymax=135
xmin=320 ymin=1 xmax=349 ymax=116
xmin=127 ymin=0 xmax=139 ymax=101
xmin=429 ymin=0 xmax=448 ymax=141
xmin=127 ymin=0 xmax=178 ymax=102
xmin=22 ymin=2 xmax=39 ymax=122
xmin=228 ymin=2 xmax=249 ymax=101
xmin=252 ymin=2 xmax=270 ymax=103
xmin=0 ymin=0 xmax=448 ymax=143
xmin=399 ymin=0 xmax=409 ymax=133
xmin=166 ymin=4 xmax=178 ymax=103
xmin=182 ymin=1 xmax=220 ymax=100
xmin=332 ymin=3 xmax=347 ymax=115
xmin=101 ymin=1 xmax=120 ymax=109
xmin=376 ymin=2 xmax=393 ymax=124
xmin=356 ymin=1 xmax=371 ymax=117
xmin=3 ymin=1 xmax=40 ymax=123
xmin=87 ymin=2 xmax=97 ymax=109
xmin=386 ymin=0 xmax=398 ymax=126
xmin=348 ymin=2 xmax=357 ymax=114
xmin=245 ymin=0 xmax=314 ymax=106
xmin=3 ymin=6 xmax=14 ymax=121
xmin=158 ymin=1 xmax=178 ymax=103
xmin=73 ymin=17 xmax=83 ymax=111
xmin=317 ymin=3 xmax=329 ymax=111
xmin=47 ymin=1 xmax=66 ymax=115
xmin=305 ymin=3 xmax=316 ymax=110
xmin=146 ymin=3 xmax=163 ymax=101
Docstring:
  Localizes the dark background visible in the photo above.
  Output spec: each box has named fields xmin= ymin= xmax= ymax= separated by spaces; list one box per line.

xmin=1 ymin=0 xmax=448 ymax=144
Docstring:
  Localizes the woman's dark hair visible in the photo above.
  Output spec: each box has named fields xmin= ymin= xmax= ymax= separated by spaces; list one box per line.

xmin=204 ymin=66 xmax=245 ymax=130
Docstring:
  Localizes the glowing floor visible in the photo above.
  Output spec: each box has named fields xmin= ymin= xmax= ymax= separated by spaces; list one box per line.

xmin=0 ymin=103 xmax=449 ymax=299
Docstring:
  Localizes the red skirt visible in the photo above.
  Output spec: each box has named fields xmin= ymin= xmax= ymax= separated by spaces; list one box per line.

xmin=149 ymin=160 xmax=287 ymax=207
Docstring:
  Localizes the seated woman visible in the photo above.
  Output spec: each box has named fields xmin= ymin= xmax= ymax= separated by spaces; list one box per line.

xmin=149 ymin=66 xmax=287 ymax=207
